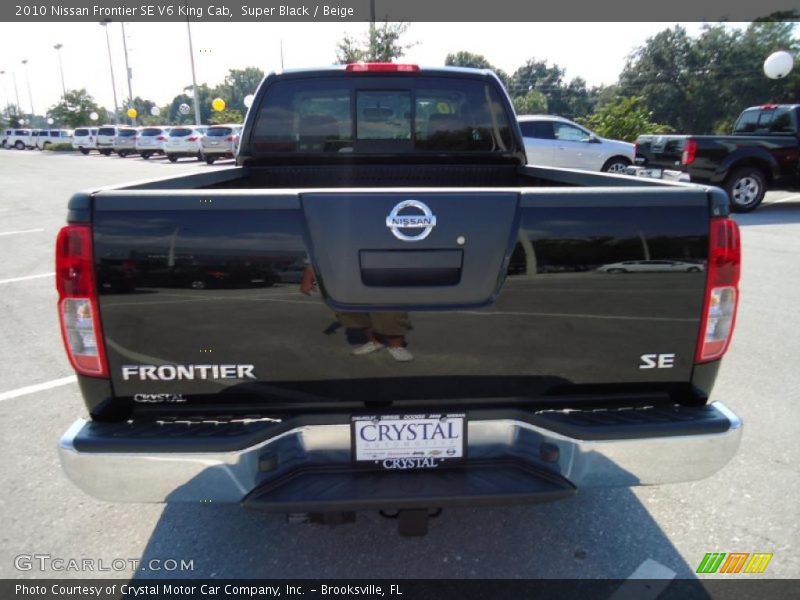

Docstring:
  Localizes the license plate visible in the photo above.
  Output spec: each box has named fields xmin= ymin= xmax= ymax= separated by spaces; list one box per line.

xmin=637 ymin=168 xmax=663 ymax=178
xmin=351 ymin=413 xmax=466 ymax=469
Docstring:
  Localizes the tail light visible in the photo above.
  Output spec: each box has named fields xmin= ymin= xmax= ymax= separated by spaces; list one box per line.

xmin=225 ymin=135 xmax=234 ymax=142
xmin=56 ymin=225 xmax=108 ymax=377
xmin=346 ymin=63 xmax=420 ymax=72
xmin=682 ymin=139 xmax=697 ymax=165
xmin=188 ymin=136 xmax=197 ymax=142
xmin=156 ymin=135 xmax=166 ymax=141
xmin=696 ymin=218 xmax=740 ymax=363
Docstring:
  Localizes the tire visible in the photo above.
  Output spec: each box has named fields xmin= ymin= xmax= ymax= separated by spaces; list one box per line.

xmin=141 ymin=152 xmax=151 ymax=160
xmin=197 ymin=153 xmax=203 ymax=162
xmin=206 ymin=157 xmax=216 ymax=165
xmin=80 ymin=148 xmax=90 ymax=155
xmin=724 ymin=167 xmax=766 ymax=213
xmin=602 ymin=157 xmax=631 ymax=174
xmin=100 ymin=149 xmax=111 ymax=156
xmin=167 ymin=154 xmax=178 ymax=163
xmin=118 ymin=151 xmax=128 ymax=158
xmin=14 ymin=141 xmax=24 ymax=150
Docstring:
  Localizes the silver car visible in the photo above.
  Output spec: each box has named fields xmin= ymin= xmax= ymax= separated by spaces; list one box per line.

xmin=113 ymin=127 xmax=139 ymax=157
xmin=200 ymin=124 xmax=241 ymax=164
xmin=136 ymin=127 xmax=170 ymax=159
xmin=165 ymin=126 xmax=204 ymax=162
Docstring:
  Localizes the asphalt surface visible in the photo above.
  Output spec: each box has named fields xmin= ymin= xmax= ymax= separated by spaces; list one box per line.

xmin=0 ymin=149 xmax=798 ymax=580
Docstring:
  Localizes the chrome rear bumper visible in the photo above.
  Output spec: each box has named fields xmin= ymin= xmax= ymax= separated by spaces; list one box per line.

xmin=59 ymin=402 xmax=741 ymax=505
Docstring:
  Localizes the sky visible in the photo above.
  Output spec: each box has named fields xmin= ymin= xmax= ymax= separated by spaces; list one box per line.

xmin=0 ymin=21 xmax=730 ymax=116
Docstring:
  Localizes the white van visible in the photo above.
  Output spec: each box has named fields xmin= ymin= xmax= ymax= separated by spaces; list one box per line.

xmin=72 ymin=128 xmax=99 ymax=154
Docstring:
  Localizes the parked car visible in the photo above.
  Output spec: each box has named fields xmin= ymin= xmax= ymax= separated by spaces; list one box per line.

xmin=36 ymin=129 xmax=73 ymax=150
xmin=135 ymin=126 xmax=170 ymax=159
xmin=632 ymin=104 xmax=800 ymax=212
xmin=518 ymin=115 xmax=635 ymax=173
xmin=6 ymin=129 xmax=33 ymax=150
xmin=200 ymin=124 xmax=241 ymax=164
xmin=113 ymin=127 xmax=139 ymax=157
xmin=57 ymin=64 xmax=742 ymax=537
xmin=72 ymin=128 xmax=98 ymax=154
xmin=164 ymin=126 xmax=204 ymax=162
xmin=597 ymin=260 xmax=704 ymax=273
xmin=96 ymin=125 xmax=118 ymax=156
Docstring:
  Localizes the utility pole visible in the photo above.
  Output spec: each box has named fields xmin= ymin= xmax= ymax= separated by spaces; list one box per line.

xmin=120 ymin=22 xmax=134 ymax=124
xmin=186 ymin=19 xmax=201 ymax=126
xmin=368 ymin=0 xmax=376 ymax=60
xmin=99 ymin=21 xmax=119 ymax=122
xmin=21 ymin=59 xmax=34 ymax=119
xmin=53 ymin=44 xmax=67 ymax=99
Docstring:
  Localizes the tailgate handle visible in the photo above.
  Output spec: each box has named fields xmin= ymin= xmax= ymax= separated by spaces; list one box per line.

xmin=359 ymin=250 xmax=462 ymax=287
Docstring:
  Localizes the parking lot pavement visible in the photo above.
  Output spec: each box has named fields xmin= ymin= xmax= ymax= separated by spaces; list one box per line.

xmin=0 ymin=151 xmax=798 ymax=579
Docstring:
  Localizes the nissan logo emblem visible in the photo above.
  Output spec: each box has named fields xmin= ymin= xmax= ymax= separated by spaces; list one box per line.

xmin=385 ymin=200 xmax=437 ymax=242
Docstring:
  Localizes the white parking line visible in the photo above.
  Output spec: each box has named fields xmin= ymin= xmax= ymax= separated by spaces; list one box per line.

xmin=0 ymin=375 xmax=77 ymax=402
xmin=608 ymin=559 xmax=677 ymax=600
xmin=0 ymin=272 xmax=54 ymax=285
xmin=770 ymin=193 xmax=800 ymax=204
xmin=0 ymin=228 xmax=44 ymax=237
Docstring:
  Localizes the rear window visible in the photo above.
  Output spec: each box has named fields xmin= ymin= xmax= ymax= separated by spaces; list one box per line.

xmin=98 ymin=127 xmax=116 ymax=136
xmin=170 ymin=128 xmax=193 ymax=137
xmin=140 ymin=128 xmax=163 ymax=136
xmin=117 ymin=129 xmax=137 ymax=137
xmin=733 ymin=107 xmax=797 ymax=134
xmin=251 ymin=76 xmax=514 ymax=154
xmin=206 ymin=127 xmax=233 ymax=136
xmin=74 ymin=128 xmax=90 ymax=136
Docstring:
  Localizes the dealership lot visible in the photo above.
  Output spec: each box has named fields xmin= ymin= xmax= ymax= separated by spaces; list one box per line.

xmin=0 ymin=150 xmax=798 ymax=579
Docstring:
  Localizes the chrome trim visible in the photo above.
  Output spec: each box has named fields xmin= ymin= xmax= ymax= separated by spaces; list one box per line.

xmin=59 ymin=403 xmax=742 ymax=504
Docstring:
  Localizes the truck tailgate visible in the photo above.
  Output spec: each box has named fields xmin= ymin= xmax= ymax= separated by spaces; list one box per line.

xmin=636 ymin=135 xmax=688 ymax=170
xmin=91 ymin=186 xmax=711 ymax=412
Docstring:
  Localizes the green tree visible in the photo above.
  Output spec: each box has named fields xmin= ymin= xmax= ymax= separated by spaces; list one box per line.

xmin=578 ymin=96 xmax=672 ymax=142
xmin=508 ymin=58 xmax=597 ymax=119
xmin=512 ymin=90 xmax=548 ymax=114
xmin=47 ymin=89 xmax=108 ymax=128
xmin=208 ymin=109 xmax=243 ymax=125
xmin=166 ymin=85 xmax=214 ymax=125
xmin=335 ymin=22 xmax=415 ymax=63
xmin=218 ymin=67 xmax=264 ymax=114
xmin=619 ymin=23 xmax=799 ymax=133
xmin=445 ymin=51 xmax=510 ymax=89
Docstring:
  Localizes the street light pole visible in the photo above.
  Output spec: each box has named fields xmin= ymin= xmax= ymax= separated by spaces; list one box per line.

xmin=21 ymin=59 xmax=34 ymax=119
xmin=99 ymin=21 xmax=119 ymax=122
xmin=120 ymin=22 xmax=134 ymax=124
xmin=185 ymin=19 xmax=201 ymax=126
xmin=53 ymin=44 xmax=67 ymax=99
xmin=12 ymin=71 xmax=21 ymax=116
xmin=0 ymin=71 xmax=10 ymax=117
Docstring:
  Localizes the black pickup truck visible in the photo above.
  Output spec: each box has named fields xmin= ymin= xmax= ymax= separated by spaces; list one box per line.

xmin=57 ymin=64 xmax=742 ymax=536
xmin=632 ymin=104 xmax=800 ymax=212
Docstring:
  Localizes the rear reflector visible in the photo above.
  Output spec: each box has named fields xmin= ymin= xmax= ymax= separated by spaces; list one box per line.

xmin=696 ymin=218 xmax=740 ymax=363
xmin=681 ymin=139 xmax=697 ymax=165
xmin=56 ymin=225 xmax=109 ymax=377
xmin=346 ymin=63 xmax=420 ymax=72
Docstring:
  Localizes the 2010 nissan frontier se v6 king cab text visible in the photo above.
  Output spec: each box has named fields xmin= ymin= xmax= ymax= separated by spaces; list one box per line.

xmin=57 ymin=64 xmax=742 ymax=536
